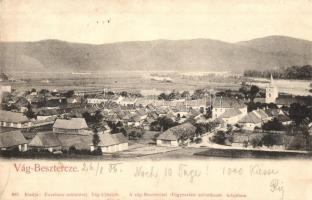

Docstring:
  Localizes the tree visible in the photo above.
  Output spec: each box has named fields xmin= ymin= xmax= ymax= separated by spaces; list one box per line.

xmin=25 ymin=105 xmax=36 ymax=119
xmin=39 ymin=89 xmax=49 ymax=95
xmin=181 ymin=91 xmax=190 ymax=98
xmin=239 ymin=86 xmax=249 ymax=99
xmin=150 ymin=116 xmax=178 ymax=131
xmin=158 ymin=93 xmax=168 ymax=100
xmin=289 ymin=103 xmax=309 ymax=125
xmin=299 ymin=117 xmax=311 ymax=150
xmin=249 ymin=85 xmax=260 ymax=102
xmin=92 ymin=134 xmax=100 ymax=147
xmin=65 ymin=90 xmax=75 ymax=98
xmin=82 ymin=111 xmax=93 ymax=123
xmin=262 ymin=118 xmax=284 ymax=131
xmin=120 ymin=91 xmax=129 ymax=97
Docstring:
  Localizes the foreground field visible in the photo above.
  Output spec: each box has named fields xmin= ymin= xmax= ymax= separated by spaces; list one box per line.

xmin=1 ymin=146 xmax=311 ymax=161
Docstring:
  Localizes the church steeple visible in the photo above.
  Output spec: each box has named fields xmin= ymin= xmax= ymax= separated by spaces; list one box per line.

xmin=270 ymin=74 xmax=274 ymax=86
xmin=265 ymin=74 xmax=278 ymax=103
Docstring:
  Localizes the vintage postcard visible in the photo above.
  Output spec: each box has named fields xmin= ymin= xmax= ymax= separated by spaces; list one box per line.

xmin=1 ymin=0 xmax=312 ymax=199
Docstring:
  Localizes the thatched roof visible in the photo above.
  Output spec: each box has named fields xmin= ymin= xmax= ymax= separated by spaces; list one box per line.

xmin=157 ymin=123 xmax=196 ymax=141
xmin=0 ymin=131 xmax=27 ymax=148
xmin=29 ymin=132 xmax=61 ymax=148
xmin=56 ymin=134 xmax=92 ymax=150
xmin=0 ymin=110 xmax=29 ymax=123
xmin=53 ymin=118 xmax=88 ymax=130
xmin=98 ymin=133 xmax=128 ymax=147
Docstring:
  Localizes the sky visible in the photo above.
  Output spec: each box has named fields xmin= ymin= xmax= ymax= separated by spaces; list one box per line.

xmin=1 ymin=0 xmax=312 ymax=44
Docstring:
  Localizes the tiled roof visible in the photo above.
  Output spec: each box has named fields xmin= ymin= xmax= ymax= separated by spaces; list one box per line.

xmin=213 ymin=97 xmax=246 ymax=109
xmin=219 ymin=108 xmax=242 ymax=118
xmin=264 ymin=109 xmax=280 ymax=117
xmin=53 ymin=118 xmax=88 ymax=130
xmin=0 ymin=110 xmax=29 ymax=123
xmin=0 ymin=131 xmax=28 ymax=148
xmin=255 ymin=110 xmax=269 ymax=119
xmin=238 ymin=112 xmax=262 ymax=124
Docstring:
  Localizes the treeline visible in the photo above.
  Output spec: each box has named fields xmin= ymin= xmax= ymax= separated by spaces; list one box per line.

xmin=244 ymin=65 xmax=312 ymax=80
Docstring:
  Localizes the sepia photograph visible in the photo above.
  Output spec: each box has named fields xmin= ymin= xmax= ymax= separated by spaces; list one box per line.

xmin=0 ymin=0 xmax=312 ymax=199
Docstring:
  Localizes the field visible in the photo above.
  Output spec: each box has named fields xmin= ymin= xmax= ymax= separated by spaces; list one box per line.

xmin=7 ymin=71 xmax=242 ymax=94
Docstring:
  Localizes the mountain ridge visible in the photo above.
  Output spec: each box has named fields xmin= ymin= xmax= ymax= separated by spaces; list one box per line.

xmin=1 ymin=35 xmax=311 ymax=73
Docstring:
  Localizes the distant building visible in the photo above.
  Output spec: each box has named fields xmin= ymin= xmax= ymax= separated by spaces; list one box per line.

xmin=0 ymin=85 xmax=12 ymax=93
xmin=0 ymin=84 xmax=12 ymax=104
xmin=265 ymin=75 xmax=278 ymax=104
xmin=119 ymin=97 xmax=137 ymax=106
xmin=87 ymin=95 xmax=123 ymax=104
xmin=0 ymin=110 xmax=32 ymax=129
xmin=53 ymin=118 xmax=90 ymax=135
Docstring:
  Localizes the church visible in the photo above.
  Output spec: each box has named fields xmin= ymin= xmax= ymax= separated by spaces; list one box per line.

xmin=265 ymin=75 xmax=278 ymax=104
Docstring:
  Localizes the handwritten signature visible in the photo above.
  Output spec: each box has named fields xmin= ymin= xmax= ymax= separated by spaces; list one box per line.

xmin=270 ymin=179 xmax=285 ymax=200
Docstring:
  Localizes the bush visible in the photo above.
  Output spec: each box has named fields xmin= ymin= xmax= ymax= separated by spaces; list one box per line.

xmin=262 ymin=118 xmax=284 ymax=131
xmin=261 ymin=134 xmax=278 ymax=147
xmin=250 ymin=137 xmax=263 ymax=148
xmin=211 ymin=131 xmax=226 ymax=145
xmin=194 ymin=137 xmax=203 ymax=144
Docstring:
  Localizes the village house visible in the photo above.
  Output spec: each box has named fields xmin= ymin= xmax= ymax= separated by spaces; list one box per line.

xmin=87 ymin=94 xmax=108 ymax=104
xmin=0 ymin=110 xmax=32 ymax=129
xmin=74 ymin=89 xmax=103 ymax=97
xmin=53 ymin=118 xmax=91 ymax=135
xmin=119 ymin=97 xmax=137 ymax=106
xmin=94 ymin=133 xmax=128 ymax=153
xmin=156 ymin=123 xmax=196 ymax=147
xmin=56 ymin=134 xmax=93 ymax=152
xmin=28 ymin=132 xmax=62 ymax=152
xmin=156 ymin=130 xmax=179 ymax=147
xmin=217 ymin=108 xmax=244 ymax=125
xmin=238 ymin=110 xmax=269 ymax=131
xmin=36 ymin=109 xmax=60 ymax=120
xmin=185 ymin=98 xmax=208 ymax=112
xmin=0 ymin=130 xmax=28 ymax=151
xmin=87 ymin=94 xmax=123 ymax=104
xmin=212 ymin=97 xmax=247 ymax=119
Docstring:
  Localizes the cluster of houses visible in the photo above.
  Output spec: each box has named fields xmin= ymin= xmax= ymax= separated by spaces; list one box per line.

xmin=1 ymin=74 xmax=311 ymax=155
xmin=0 ymin=117 xmax=129 ymax=154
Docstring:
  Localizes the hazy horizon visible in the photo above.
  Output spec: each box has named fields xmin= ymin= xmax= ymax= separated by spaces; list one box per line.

xmin=1 ymin=35 xmax=311 ymax=45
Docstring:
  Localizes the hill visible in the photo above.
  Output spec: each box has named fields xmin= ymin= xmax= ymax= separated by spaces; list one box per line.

xmin=0 ymin=36 xmax=311 ymax=73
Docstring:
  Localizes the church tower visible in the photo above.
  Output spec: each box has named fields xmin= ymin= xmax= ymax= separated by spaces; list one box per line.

xmin=265 ymin=74 xmax=278 ymax=103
